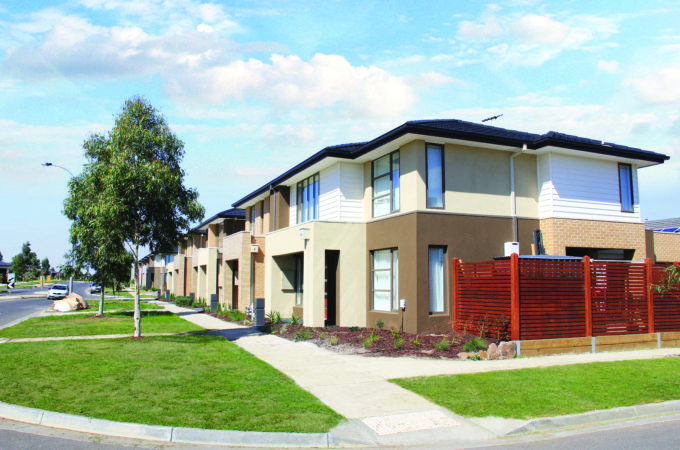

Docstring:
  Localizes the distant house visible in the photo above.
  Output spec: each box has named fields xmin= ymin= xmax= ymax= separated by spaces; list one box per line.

xmin=0 ymin=260 xmax=10 ymax=284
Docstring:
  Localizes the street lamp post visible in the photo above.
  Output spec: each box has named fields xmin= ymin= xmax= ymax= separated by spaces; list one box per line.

xmin=42 ymin=162 xmax=74 ymax=177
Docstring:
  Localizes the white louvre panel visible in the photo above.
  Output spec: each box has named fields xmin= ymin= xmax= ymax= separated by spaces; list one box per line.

xmin=538 ymin=153 xmax=641 ymax=222
xmin=319 ymin=163 xmax=364 ymax=222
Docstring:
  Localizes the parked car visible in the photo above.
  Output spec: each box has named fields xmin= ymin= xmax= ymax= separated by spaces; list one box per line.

xmin=90 ymin=282 xmax=102 ymax=294
xmin=47 ymin=284 xmax=69 ymax=300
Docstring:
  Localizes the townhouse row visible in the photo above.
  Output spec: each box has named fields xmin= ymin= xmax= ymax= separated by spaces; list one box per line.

xmin=143 ymin=119 xmax=679 ymax=334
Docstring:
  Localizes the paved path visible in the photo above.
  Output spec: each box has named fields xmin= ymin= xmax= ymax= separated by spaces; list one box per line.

xmin=161 ymin=302 xmax=680 ymax=445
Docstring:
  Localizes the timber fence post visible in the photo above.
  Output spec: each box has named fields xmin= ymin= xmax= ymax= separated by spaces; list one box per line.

xmin=452 ymin=258 xmax=459 ymax=333
xmin=584 ymin=256 xmax=592 ymax=337
xmin=646 ymin=258 xmax=655 ymax=334
xmin=510 ymin=252 xmax=520 ymax=341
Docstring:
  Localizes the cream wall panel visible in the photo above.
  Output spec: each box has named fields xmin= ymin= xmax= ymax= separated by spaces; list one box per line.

xmin=289 ymin=184 xmax=297 ymax=225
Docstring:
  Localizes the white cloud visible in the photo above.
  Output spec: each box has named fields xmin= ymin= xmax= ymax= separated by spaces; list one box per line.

xmin=165 ymin=53 xmax=416 ymax=119
xmin=597 ymin=59 xmax=620 ymax=73
xmin=453 ymin=10 xmax=618 ymax=67
xmin=626 ymin=67 xmax=680 ymax=105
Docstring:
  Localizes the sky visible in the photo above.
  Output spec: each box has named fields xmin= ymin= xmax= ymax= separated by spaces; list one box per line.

xmin=1 ymin=0 xmax=680 ymax=268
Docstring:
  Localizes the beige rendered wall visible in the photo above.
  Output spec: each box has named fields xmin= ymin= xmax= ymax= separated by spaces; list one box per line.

xmin=265 ymin=222 xmax=367 ymax=327
xmin=540 ymin=218 xmax=647 ymax=260
xmin=362 ymin=139 xmax=538 ymax=220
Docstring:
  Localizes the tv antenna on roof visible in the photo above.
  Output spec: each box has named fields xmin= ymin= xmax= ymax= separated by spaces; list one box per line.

xmin=482 ymin=114 xmax=503 ymax=125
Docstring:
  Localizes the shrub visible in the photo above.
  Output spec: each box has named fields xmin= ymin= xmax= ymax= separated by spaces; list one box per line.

xmin=413 ymin=335 xmax=421 ymax=347
xmin=434 ymin=337 xmax=451 ymax=351
xmin=289 ymin=314 xmax=301 ymax=325
xmin=317 ymin=332 xmax=326 ymax=341
xmin=330 ymin=336 xmax=338 ymax=345
xmin=369 ymin=330 xmax=379 ymax=343
xmin=267 ymin=311 xmax=282 ymax=324
xmin=349 ymin=326 xmax=359 ymax=332
xmin=174 ymin=296 xmax=193 ymax=307
xmin=394 ymin=338 xmax=404 ymax=349
xmin=294 ymin=329 xmax=311 ymax=341
xmin=375 ymin=319 xmax=385 ymax=329
xmin=361 ymin=339 xmax=372 ymax=348
xmin=462 ymin=337 xmax=488 ymax=352
xmin=391 ymin=329 xmax=399 ymax=339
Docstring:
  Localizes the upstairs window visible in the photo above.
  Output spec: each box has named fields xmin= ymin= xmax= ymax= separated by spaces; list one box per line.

xmin=297 ymin=174 xmax=319 ymax=223
xmin=426 ymin=144 xmax=444 ymax=208
xmin=618 ymin=163 xmax=634 ymax=212
xmin=372 ymin=150 xmax=400 ymax=217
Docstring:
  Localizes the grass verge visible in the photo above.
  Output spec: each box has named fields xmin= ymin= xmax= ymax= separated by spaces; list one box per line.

xmin=0 ymin=335 xmax=342 ymax=432
xmin=392 ymin=358 xmax=680 ymax=419
xmin=0 ymin=311 xmax=203 ymax=338
xmin=103 ymin=288 xmax=133 ymax=299
xmin=75 ymin=300 xmax=162 ymax=313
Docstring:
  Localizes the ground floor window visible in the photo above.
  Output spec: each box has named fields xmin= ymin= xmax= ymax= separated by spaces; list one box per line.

xmin=429 ymin=246 xmax=446 ymax=314
xmin=371 ymin=248 xmax=398 ymax=311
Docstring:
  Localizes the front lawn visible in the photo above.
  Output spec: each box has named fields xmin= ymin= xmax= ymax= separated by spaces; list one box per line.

xmin=76 ymin=300 xmax=162 ymax=313
xmin=392 ymin=358 xmax=680 ymax=419
xmin=0 ymin=335 xmax=342 ymax=432
xmin=0 ymin=311 xmax=203 ymax=339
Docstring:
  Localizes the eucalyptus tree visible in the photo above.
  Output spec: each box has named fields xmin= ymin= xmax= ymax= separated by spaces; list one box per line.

xmin=64 ymin=96 xmax=204 ymax=335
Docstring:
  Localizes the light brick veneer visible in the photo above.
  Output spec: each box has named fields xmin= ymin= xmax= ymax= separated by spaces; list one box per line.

xmin=652 ymin=232 xmax=680 ymax=263
xmin=540 ymin=218 xmax=646 ymax=260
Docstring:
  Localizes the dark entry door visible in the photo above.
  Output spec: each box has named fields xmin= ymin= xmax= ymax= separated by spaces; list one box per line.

xmin=325 ymin=250 xmax=339 ymax=326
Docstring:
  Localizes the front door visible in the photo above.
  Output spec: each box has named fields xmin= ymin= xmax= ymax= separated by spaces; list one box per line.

xmin=324 ymin=250 xmax=339 ymax=326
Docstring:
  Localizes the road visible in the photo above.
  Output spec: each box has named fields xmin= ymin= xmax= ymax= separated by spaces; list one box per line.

xmin=0 ymin=281 xmax=93 ymax=329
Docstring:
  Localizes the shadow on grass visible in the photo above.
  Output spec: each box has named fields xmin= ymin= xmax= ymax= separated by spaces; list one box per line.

xmin=108 ymin=311 xmax=175 ymax=318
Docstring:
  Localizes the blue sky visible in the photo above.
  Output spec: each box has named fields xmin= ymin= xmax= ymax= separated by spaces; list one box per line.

xmin=1 ymin=0 xmax=679 ymax=267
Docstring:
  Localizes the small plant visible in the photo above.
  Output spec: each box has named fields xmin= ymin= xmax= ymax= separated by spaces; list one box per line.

xmin=375 ymin=319 xmax=385 ymax=329
xmin=462 ymin=337 xmax=488 ymax=352
xmin=391 ymin=329 xmax=399 ymax=339
xmin=451 ymin=337 xmax=456 ymax=345
xmin=477 ymin=314 xmax=490 ymax=338
xmin=361 ymin=338 xmax=372 ymax=348
xmin=174 ymin=296 xmax=193 ymax=307
xmin=267 ymin=311 xmax=282 ymax=324
xmin=413 ymin=335 xmax=421 ymax=347
xmin=469 ymin=353 xmax=481 ymax=361
xmin=289 ymin=314 xmax=301 ymax=325
xmin=294 ymin=329 xmax=311 ymax=341
xmin=349 ymin=326 xmax=359 ymax=332
xmin=317 ymin=332 xmax=326 ymax=341
xmin=369 ymin=329 xmax=380 ymax=343
xmin=330 ymin=336 xmax=338 ymax=345
xmin=434 ymin=337 xmax=451 ymax=351
xmin=394 ymin=338 xmax=404 ymax=349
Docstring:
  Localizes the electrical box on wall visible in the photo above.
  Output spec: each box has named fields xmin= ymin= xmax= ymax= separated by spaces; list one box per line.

xmin=504 ymin=241 xmax=520 ymax=256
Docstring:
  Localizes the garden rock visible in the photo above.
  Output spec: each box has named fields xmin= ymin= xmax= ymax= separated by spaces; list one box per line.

xmin=487 ymin=343 xmax=501 ymax=360
xmin=478 ymin=350 xmax=488 ymax=359
xmin=457 ymin=352 xmax=472 ymax=360
xmin=499 ymin=341 xmax=517 ymax=359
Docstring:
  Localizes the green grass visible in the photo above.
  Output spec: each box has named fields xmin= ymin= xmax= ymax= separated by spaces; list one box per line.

xmin=74 ymin=300 xmax=162 ymax=313
xmin=103 ymin=288 xmax=133 ymax=298
xmin=392 ymin=358 xmax=680 ymax=419
xmin=0 ymin=335 xmax=342 ymax=432
xmin=0 ymin=311 xmax=203 ymax=339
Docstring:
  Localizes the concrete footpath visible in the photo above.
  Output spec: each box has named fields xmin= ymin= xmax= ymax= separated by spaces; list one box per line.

xmin=1 ymin=302 xmax=680 ymax=448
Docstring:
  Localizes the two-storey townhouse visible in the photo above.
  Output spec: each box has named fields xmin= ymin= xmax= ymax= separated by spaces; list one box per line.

xmin=139 ymin=253 xmax=169 ymax=290
xmin=164 ymin=208 xmax=246 ymax=306
xmin=232 ymin=119 xmax=669 ymax=334
xmin=644 ymin=218 xmax=680 ymax=263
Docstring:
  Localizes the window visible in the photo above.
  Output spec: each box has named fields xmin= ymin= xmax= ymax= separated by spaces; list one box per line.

xmin=295 ymin=254 xmax=304 ymax=305
xmin=372 ymin=151 xmax=400 ymax=217
xmin=426 ymin=144 xmax=444 ymax=208
xmin=296 ymin=174 xmax=319 ymax=223
xmin=428 ymin=247 xmax=445 ymax=314
xmin=618 ymin=163 xmax=634 ymax=212
xmin=371 ymin=248 xmax=398 ymax=311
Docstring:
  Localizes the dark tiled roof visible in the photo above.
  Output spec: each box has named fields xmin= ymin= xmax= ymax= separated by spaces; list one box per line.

xmin=195 ymin=208 xmax=245 ymax=230
xmin=233 ymin=118 xmax=670 ymax=207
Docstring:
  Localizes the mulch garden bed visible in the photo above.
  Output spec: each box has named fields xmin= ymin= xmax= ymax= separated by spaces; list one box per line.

xmin=211 ymin=312 xmax=498 ymax=359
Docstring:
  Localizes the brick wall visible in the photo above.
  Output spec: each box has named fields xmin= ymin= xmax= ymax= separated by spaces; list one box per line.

xmin=652 ymin=232 xmax=680 ymax=263
xmin=540 ymin=218 xmax=646 ymax=260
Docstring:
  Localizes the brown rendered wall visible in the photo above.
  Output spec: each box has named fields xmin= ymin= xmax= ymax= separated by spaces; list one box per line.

xmin=540 ymin=218 xmax=647 ymax=260
xmin=366 ymin=212 xmax=538 ymax=334
xmin=274 ymin=187 xmax=290 ymax=231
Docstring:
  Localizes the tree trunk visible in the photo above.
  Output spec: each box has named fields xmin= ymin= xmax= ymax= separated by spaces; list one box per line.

xmin=98 ymin=284 xmax=104 ymax=315
xmin=133 ymin=242 xmax=141 ymax=338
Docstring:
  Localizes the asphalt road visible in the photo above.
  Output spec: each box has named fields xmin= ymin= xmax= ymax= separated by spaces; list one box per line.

xmin=0 ymin=281 xmax=94 ymax=329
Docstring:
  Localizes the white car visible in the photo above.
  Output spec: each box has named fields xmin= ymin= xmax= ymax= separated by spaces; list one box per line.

xmin=47 ymin=284 xmax=69 ymax=300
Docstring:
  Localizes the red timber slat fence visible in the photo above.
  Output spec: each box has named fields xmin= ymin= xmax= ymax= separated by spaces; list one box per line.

xmin=451 ymin=254 xmax=680 ymax=341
